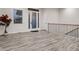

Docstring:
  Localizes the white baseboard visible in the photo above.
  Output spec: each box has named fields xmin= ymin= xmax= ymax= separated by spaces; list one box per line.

xmin=5 ymin=28 xmax=46 ymax=35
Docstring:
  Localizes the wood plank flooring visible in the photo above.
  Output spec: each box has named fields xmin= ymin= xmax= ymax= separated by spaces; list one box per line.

xmin=0 ymin=31 xmax=79 ymax=51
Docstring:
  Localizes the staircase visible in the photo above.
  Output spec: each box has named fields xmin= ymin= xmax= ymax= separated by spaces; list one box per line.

xmin=65 ymin=27 xmax=79 ymax=38
xmin=48 ymin=23 xmax=79 ymax=38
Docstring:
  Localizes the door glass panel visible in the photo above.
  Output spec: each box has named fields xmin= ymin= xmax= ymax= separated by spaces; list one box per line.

xmin=28 ymin=12 xmax=30 ymax=29
xmin=32 ymin=12 xmax=36 ymax=28
xmin=38 ymin=13 xmax=39 ymax=28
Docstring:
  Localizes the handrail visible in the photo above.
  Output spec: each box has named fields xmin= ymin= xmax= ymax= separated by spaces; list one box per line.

xmin=65 ymin=27 xmax=79 ymax=35
xmin=48 ymin=23 xmax=79 ymax=26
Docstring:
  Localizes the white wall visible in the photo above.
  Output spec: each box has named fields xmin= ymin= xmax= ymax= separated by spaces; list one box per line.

xmin=43 ymin=8 xmax=79 ymax=24
xmin=42 ymin=8 xmax=59 ymax=30
xmin=39 ymin=9 xmax=45 ymax=30
xmin=59 ymin=8 xmax=79 ymax=24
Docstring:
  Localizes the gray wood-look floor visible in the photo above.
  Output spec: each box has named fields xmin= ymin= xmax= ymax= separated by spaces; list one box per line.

xmin=0 ymin=31 xmax=79 ymax=51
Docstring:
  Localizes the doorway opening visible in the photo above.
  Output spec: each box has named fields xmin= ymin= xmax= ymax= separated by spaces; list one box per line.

xmin=28 ymin=8 xmax=39 ymax=32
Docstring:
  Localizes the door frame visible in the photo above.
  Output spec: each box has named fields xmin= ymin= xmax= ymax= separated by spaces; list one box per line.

xmin=28 ymin=8 xmax=39 ymax=31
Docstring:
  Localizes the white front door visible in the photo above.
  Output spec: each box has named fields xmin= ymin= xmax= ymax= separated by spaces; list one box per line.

xmin=28 ymin=10 xmax=39 ymax=31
